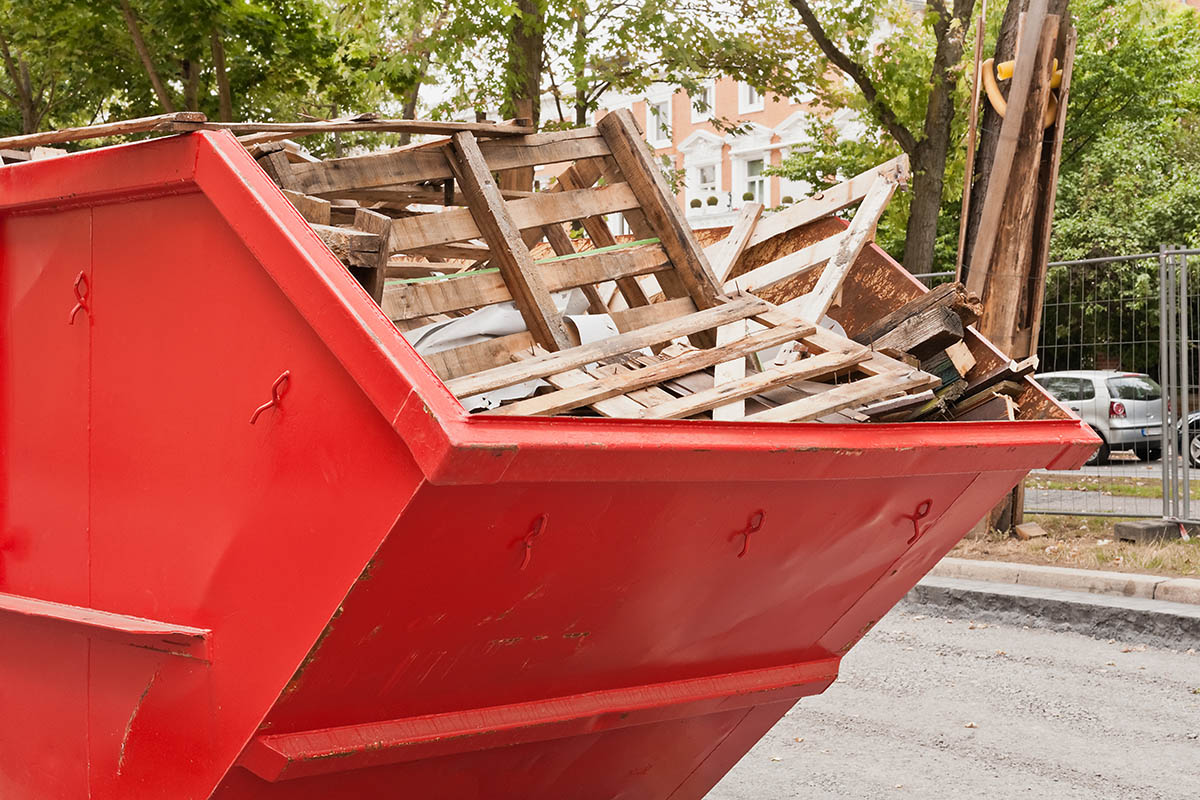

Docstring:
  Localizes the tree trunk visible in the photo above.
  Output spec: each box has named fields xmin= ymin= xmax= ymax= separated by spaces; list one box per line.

xmin=503 ymin=0 xmax=543 ymax=128
xmin=181 ymin=59 xmax=201 ymax=112
xmin=0 ymin=31 xmax=37 ymax=133
xmin=901 ymin=0 xmax=976 ymax=274
xmin=501 ymin=0 xmax=543 ymax=191
xmin=397 ymin=84 xmax=421 ymax=146
xmin=211 ymin=30 xmax=233 ymax=122
xmin=903 ymin=146 xmax=946 ymax=273
xmin=117 ymin=0 xmax=175 ymax=112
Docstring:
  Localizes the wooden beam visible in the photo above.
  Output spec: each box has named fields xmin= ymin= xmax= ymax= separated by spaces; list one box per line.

xmin=966 ymin=0 xmax=1051 ymax=288
xmin=446 ymin=295 xmax=769 ymax=398
xmin=644 ymin=344 xmax=871 ymax=420
xmin=449 ymin=132 xmax=572 ymax=351
xmin=422 ymin=332 xmax=536 ymax=381
xmin=749 ymin=368 xmax=938 ymax=423
xmin=744 ymin=155 xmax=909 ymax=250
xmin=388 ymin=182 xmax=640 ymax=252
xmin=597 ymin=109 xmax=722 ymax=309
xmin=854 ymin=282 xmax=982 ymax=344
xmin=489 ymin=317 xmax=819 ymax=417
xmin=167 ymin=118 xmax=534 ymax=138
xmin=281 ymin=189 xmax=331 ymax=225
xmin=0 ymin=111 xmax=207 ymax=149
xmin=288 ymin=129 xmax=610 ymax=196
xmin=787 ymin=172 xmax=899 ymax=322
xmin=723 ymin=233 xmax=843 ymax=295
xmin=382 ymin=244 xmax=671 ymax=320
xmin=708 ymin=203 xmax=763 ymax=283
xmin=352 ymin=208 xmax=392 ymax=304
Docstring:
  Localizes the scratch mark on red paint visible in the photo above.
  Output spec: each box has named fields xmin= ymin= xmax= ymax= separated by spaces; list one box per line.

xmin=117 ymin=668 xmax=160 ymax=776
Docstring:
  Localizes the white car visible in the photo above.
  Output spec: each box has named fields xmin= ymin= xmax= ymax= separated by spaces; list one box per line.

xmin=1037 ymin=370 xmax=1163 ymax=465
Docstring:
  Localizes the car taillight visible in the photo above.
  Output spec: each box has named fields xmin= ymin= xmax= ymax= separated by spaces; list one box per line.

xmin=1109 ymin=401 xmax=1127 ymax=418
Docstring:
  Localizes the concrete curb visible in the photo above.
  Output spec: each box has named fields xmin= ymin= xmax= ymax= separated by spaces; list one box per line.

xmin=930 ymin=557 xmax=1200 ymax=605
xmin=907 ymin=576 xmax=1200 ymax=648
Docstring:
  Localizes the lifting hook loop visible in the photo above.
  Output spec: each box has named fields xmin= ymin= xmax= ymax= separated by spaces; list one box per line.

xmin=731 ymin=510 xmax=765 ymax=559
xmin=249 ymin=370 xmax=291 ymax=425
xmin=513 ymin=514 xmax=548 ymax=571
xmin=68 ymin=272 xmax=90 ymax=325
xmin=904 ymin=499 xmax=933 ymax=546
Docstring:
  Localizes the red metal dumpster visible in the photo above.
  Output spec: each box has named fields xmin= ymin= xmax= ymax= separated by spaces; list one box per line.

xmin=0 ymin=131 xmax=1096 ymax=800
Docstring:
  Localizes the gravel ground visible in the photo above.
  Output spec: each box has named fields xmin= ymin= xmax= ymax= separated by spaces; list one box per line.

xmin=706 ymin=603 xmax=1200 ymax=799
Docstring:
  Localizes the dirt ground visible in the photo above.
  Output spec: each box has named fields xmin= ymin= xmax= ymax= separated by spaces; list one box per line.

xmin=951 ymin=514 xmax=1200 ymax=578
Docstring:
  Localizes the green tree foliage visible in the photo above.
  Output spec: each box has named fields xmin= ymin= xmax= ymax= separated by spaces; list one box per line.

xmin=1050 ymin=0 xmax=1200 ymax=258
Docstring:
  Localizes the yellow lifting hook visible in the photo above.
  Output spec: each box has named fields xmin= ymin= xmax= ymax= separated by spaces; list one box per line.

xmin=982 ymin=57 xmax=1063 ymax=129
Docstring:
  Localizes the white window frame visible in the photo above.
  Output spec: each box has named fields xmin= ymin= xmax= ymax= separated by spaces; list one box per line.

xmin=744 ymin=157 xmax=766 ymax=204
xmin=691 ymin=80 xmax=715 ymax=123
xmin=647 ymin=98 xmax=672 ymax=147
xmin=739 ymin=82 xmax=765 ymax=114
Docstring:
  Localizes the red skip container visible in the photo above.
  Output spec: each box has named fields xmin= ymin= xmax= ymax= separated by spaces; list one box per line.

xmin=0 ymin=131 xmax=1096 ymax=799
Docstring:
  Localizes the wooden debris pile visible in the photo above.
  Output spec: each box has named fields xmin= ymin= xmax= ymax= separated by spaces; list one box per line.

xmin=0 ymin=111 xmax=1031 ymax=423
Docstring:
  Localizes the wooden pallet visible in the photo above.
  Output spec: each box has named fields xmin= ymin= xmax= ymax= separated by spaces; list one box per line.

xmin=252 ymin=114 xmax=939 ymax=421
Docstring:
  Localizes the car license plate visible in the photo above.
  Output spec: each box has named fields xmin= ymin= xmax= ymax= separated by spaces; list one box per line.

xmin=1142 ymin=427 xmax=1161 ymax=437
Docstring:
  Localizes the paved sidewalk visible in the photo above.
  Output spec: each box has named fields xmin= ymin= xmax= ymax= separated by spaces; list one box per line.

xmin=910 ymin=558 xmax=1200 ymax=646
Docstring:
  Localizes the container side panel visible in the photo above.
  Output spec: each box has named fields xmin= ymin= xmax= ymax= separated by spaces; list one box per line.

xmin=212 ymin=705 xmax=769 ymax=800
xmin=0 ymin=209 xmax=92 ymax=799
xmin=82 ymin=193 xmax=424 ymax=800
xmin=264 ymin=471 xmax=974 ymax=731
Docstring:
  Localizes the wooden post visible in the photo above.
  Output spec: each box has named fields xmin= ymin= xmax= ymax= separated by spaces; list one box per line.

xmin=449 ymin=132 xmax=572 ymax=351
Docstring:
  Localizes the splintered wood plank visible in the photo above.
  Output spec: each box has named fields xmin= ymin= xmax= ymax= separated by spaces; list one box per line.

xmin=586 ymin=361 xmax=679 ymax=408
xmin=447 ymin=295 xmax=770 ymax=398
xmin=607 ymin=296 xmax=697 ymax=333
xmin=489 ymin=317 xmax=818 ymax=417
xmin=281 ymin=189 xmax=331 ymax=225
xmin=723 ymin=233 xmax=843 ymax=294
xmin=554 ymin=160 xmax=652 ymax=309
xmin=749 ymin=368 xmax=938 ymax=423
xmin=597 ymin=109 xmax=722 ymax=309
xmin=168 ymin=117 xmax=534 ymax=138
xmin=643 ymin=344 xmax=872 ymax=420
xmin=403 ymin=242 xmax=491 ymax=261
xmin=288 ymin=129 xmax=611 ymax=196
xmin=352 ymin=208 xmax=392 ymax=304
xmin=450 ymin=131 xmax=572 ymax=351
xmin=421 ymin=332 xmax=536 ymax=381
xmin=711 ymin=320 xmax=749 ymax=420
xmin=312 ymin=224 xmax=382 ymax=267
xmin=868 ymin=305 xmax=964 ymax=360
xmin=516 ymin=350 xmax=648 ymax=417
xmin=787 ymin=172 xmax=899 ymax=322
xmin=0 ymin=111 xmax=207 ymax=149
xmin=383 ymin=243 xmax=671 ymax=320
xmin=708 ymin=203 xmax=763 ymax=283
xmin=537 ymin=222 xmax=607 ymax=312
xmin=387 ymin=182 xmax=640 ymax=252
xmin=745 ymin=155 xmax=909 ymax=250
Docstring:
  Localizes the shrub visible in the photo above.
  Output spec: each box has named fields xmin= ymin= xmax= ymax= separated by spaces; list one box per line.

xmin=690 ymin=197 xmax=702 ymax=208
xmin=742 ymin=191 xmax=755 ymax=201
xmin=781 ymin=195 xmax=794 ymax=204
xmin=706 ymin=195 xmax=719 ymax=206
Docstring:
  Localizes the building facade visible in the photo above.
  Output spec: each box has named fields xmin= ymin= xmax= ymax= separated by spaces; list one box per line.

xmin=583 ymin=78 xmax=861 ymax=230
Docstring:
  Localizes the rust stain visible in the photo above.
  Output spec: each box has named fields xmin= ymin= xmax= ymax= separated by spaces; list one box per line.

xmin=282 ymin=604 xmax=345 ymax=697
xmin=117 ymin=668 xmax=160 ymax=776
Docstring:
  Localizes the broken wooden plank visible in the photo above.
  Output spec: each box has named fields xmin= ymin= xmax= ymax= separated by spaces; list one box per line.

xmin=168 ymin=118 xmax=534 ymax=138
xmin=709 ymin=202 xmax=763 ymax=283
xmin=281 ymin=189 xmax=332 ymax=225
xmin=787 ymin=171 xmax=899 ymax=322
xmin=745 ymin=155 xmax=909 ymax=250
xmin=288 ymin=129 xmax=610 ymax=197
xmin=449 ymin=132 xmax=572 ymax=351
xmin=490 ymin=316 xmax=819 ymax=417
xmin=446 ymin=295 xmax=770 ymax=398
xmin=597 ymin=109 xmax=722 ymax=309
xmin=515 ymin=349 xmax=648 ymax=417
xmin=868 ymin=306 xmax=965 ymax=361
xmin=642 ymin=344 xmax=872 ymax=420
xmin=711 ymin=320 xmax=750 ymax=420
xmin=607 ymin=296 xmax=697 ymax=333
xmin=750 ymin=368 xmax=938 ymax=423
xmin=723 ymin=233 xmax=843 ymax=294
xmin=853 ymin=282 xmax=982 ymax=344
xmin=382 ymin=243 xmax=671 ymax=320
xmin=351 ymin=208 xmax=391 ymax=304
xmin=421 ymin=332 xmax=536 ymax=381
xmin=311 ymin=224 xmax=381 ymax=267
xmin=0 ymin=111 xmax=207 ymax=150
xmin=859 ymin=390 xmax=936 ymax=419
xmin=954 ymin=393 xmax=1018 ymax=421
xmin=387 ymin=182 xmax=640 ymax=252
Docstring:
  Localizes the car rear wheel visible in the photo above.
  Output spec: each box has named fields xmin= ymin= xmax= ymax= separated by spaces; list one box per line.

xmin=1188 ymin=428 xmax=1200 ymax=469
xmin=1085 ymin=427 xmax=1110 ymax=466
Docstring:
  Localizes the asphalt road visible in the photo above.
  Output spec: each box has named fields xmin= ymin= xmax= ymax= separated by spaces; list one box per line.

xmin=706 ymin=603 xmax=1200 ymax=799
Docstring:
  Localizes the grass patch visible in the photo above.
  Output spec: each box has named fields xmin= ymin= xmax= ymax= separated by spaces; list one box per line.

xmin=1024 ymin=473 xmax=1200 ymax=500
xmin=951 ymin=514 xmax=1200 ymax=578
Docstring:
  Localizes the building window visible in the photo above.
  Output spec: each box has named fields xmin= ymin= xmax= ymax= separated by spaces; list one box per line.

xmin=745 ymin=158 xmax=765 ymax=203
xmin=740 ymin=83 xmax=764 ymax=113
xmin=649 ymin=99 xmax=671 ymax=145
xmin=698 ymin=164 xmax=717 ymax=192
xmin=691 ymin=82 xmax=714 ymax=122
